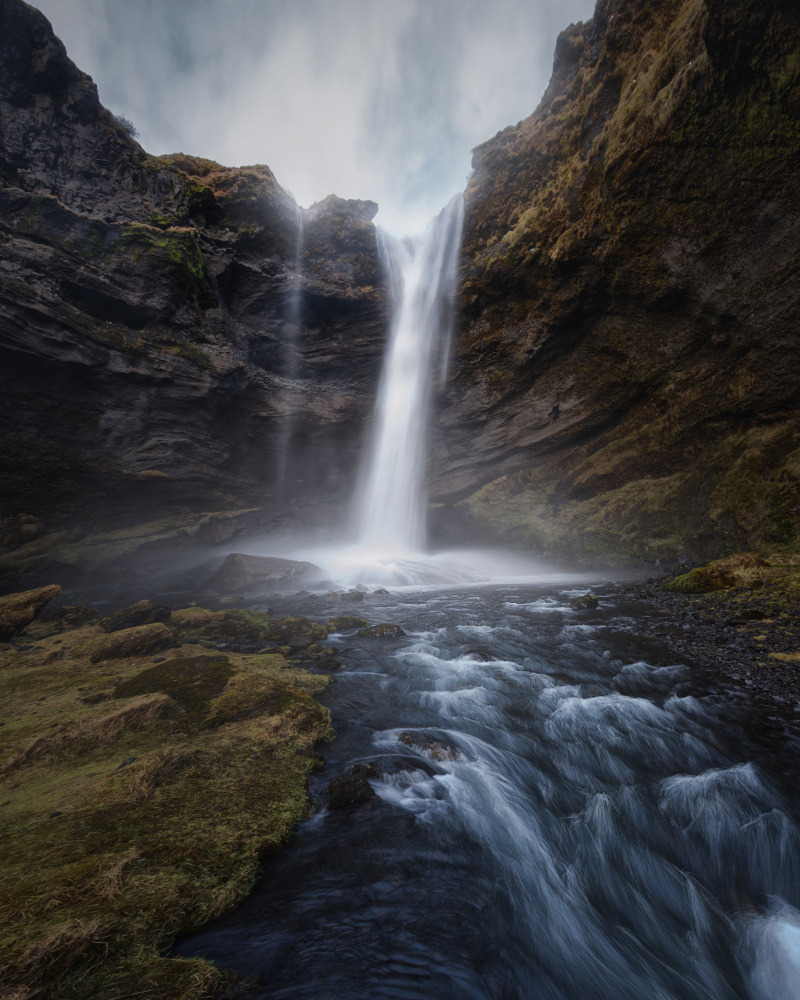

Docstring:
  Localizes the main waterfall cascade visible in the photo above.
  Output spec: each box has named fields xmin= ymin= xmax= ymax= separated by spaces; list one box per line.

xmin=357 ymin=195 xmax=464 ymax=552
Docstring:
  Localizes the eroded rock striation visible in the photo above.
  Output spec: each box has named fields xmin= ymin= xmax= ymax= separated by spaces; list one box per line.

xmin=431 ymin=0 xmax=800 ymax=564
xmin=0 ymin=0 xmax=388 ymax=544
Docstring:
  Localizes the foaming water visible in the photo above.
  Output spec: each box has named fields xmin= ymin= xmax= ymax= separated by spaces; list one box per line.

xmin=178 ymin=581 xmax=800 ymax=998
xmin=293 ymin=541 xmax=605 ymax=590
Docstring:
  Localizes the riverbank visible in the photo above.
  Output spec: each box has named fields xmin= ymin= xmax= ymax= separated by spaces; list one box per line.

xmin=625 ymin=551 xmax=800 ymax=727
xmin=0 ymin=591 xmax=333 ymax=1000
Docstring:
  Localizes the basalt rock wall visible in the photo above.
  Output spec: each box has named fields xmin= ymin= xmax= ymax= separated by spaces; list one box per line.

xmin=0 ymin=0 xmax=388 ymax=550
xmin=431 ymin=0 xmax=800 ymax=565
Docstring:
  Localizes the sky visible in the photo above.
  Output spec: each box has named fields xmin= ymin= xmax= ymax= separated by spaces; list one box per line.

xmin=36 ymin=0 xmax=597 ymax=235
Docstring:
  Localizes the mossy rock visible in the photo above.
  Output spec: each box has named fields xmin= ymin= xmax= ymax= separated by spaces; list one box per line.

xmin=77 ymin=622 xmax=175 ymax=663
xmin=356 ymin=623 xmax=405 ymax=638
xmin=268 ymin=617 xmax=328 ymax=642
xmin=665 ymin=553 xmax=770 ymax=593
xmin=114 ymin=655 xmax=234 ymax=716
xmin=100 ymin=600 xmax=171 ymax=633
xmin=0 ymin=584 xmax=61 ymax=640
xmin=327 ymin=616 xmax=369 ymax=632
xmin=170 ymin=607 xmax=275 ymax=644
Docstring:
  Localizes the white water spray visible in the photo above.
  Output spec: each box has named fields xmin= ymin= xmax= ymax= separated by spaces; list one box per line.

xmin=356 ymin=194 xmax=463 ymax=552
xmin=275 ymin=204 xmax=305 ymax=494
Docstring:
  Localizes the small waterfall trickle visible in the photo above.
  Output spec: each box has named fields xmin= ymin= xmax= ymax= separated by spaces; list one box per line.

xmin=275 ymin=204 xmax=305 ymax=495
xmin=356 ymin=194 xmax=464 ymax=553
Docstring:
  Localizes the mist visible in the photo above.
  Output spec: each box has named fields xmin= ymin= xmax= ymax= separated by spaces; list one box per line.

xmin=35 ymin=0 xmax=597 ymax=234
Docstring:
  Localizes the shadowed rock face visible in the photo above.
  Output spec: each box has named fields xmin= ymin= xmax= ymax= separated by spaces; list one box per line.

xmin=0 ymin=0 xmax=388 ymax=539
xmin=431 ymin=0 xmax=800 ymax=564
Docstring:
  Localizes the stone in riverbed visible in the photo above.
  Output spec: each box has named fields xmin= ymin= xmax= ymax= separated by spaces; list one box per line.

xmin=325 ymin=762 xmax=380 ymax=809
xmin=0 ymin=584 xmax=61 ymax=640
xmin=206 ymin=554 xmax=319 ymax=594
xmin=340 ymin=590 xmax=365 ymax=603
xmin=398 ymin=732 xmax=460 ymax=761
xmin=570 ymin=595 xmax=599 ymax=610
xmin=356 ymin=623 xmax=405 ymax=638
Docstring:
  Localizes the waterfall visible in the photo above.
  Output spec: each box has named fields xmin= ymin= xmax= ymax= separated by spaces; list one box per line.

xmin=356 ymin=194 xmax=464 ymax=553
xmin=275 ymin=204 xmax=305 ymax=494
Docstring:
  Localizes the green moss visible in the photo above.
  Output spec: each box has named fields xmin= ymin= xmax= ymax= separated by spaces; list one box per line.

xmin=0 ymin=611 xmax=332 ymax=999
xmin=113 ymin=656 xmax=234 ymax=717
xmin=170 ymin=607 xmax=276 ymax=645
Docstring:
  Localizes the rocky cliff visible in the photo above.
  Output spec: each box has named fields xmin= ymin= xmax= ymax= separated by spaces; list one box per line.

xmin=0 ymin=0 xmax=388 ymax=557
xmin=431 ymin=0 xmax=800 ymax=565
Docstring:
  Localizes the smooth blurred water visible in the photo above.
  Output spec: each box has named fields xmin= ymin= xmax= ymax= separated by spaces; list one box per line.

xmin=177 ymin=581 xmax=800 ymax=998
xmin=356 ymin=195 xmax=463 ymax=552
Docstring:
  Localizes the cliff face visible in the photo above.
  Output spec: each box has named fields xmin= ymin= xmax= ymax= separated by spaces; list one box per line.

xmin=432 ymin=0 xmax=800 ymax=564
xmin=0 ymin=0 xmax=387 ymax=546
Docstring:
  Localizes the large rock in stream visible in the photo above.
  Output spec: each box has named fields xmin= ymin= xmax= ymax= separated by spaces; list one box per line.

xmin=205 ymin=553 xmax=320 ymax=594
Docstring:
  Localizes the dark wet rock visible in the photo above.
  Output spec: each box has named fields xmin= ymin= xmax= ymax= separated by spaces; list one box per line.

xmin=570 ymin=595 xmax=599 ymax=611
xmin=356 ymin=623 xmax=405 ymax=638
xmin=372 ymin=588 xmax=390 ymax=595
xmin=314 ymin=656 xmax=342 ymax=671
xmin=45 ymin=605 xmax=101 ymax=630
xmin=325 ymin=762 xmax=379 ymax=809
xmin=100 ymin=599 xmax=171 ymax=633
xmin=285 ymin=635 xmax=313 ymax=651
xmin=398 ymin=732 xmax=460 ymax=761
xmin=207 ymin=554 xmax=319 ymax=595
xmin=325 ymin=755 xmax=438 ymax=809
xmin=0 ymin=584 xmax=61 ymax=639
xmin=327 ymin=615 xmax=370 ymax=632
xmin=340 ymin=590 xmax=365 ymax=603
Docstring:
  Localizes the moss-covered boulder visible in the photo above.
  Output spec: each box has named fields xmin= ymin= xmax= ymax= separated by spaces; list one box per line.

xmin=268 ymin=617 xmax=328 ymax=643
xmin=170 ymin=607 xmax=275 ymax=645
xmin=665 ymin=553 xmax=770 ymax=593
xmin=356 ymin=623 xmax=405 ymax=638
xmin=0 ymin=584 xmax=61 ymax=640
xmin=77 ymin=622 xmax=175 ymax=663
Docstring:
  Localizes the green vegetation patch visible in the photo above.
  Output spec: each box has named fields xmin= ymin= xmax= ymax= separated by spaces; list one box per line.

xmin=113 ymin=655 xmax=234 ymax=717
xmin=0 ymin=596 xmax=332 ymax=1000
xmin=170 ymin=607 xmax=276 ymax=645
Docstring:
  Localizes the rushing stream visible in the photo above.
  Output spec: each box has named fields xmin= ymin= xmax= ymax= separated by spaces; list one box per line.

xmin=177 ymin=196 xmax=800 ymax=996
xmin=178 ymin=580 xmax=800 ymax=998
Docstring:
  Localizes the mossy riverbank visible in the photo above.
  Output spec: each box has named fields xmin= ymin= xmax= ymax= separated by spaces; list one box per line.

xmin=0 ymin=593 xmax=334 ymax=1000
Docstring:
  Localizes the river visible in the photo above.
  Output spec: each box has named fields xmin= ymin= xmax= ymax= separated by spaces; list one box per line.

xmin=177 ymin=577 xmax=800 ymax=999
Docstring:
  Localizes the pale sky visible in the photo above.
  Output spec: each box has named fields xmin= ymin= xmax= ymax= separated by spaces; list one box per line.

xmin=36 ymin=0 xmax=596 ymax=234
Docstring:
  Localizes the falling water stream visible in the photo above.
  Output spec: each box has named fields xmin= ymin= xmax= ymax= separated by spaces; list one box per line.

xmin=178 ymin=202 xmax=800 ymax=997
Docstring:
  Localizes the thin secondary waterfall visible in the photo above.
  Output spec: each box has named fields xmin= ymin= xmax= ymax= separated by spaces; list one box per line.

xmin=357 ymin=195 xmax=464 ymax=552
xmin=275 ymin=204 xmax=305 ymax=494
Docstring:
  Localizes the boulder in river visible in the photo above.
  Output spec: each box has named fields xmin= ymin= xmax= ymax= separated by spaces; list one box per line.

xmin=570 ymin=595 xmax=599 ymax=611
xmin=356 ymin=623 xmax=405 ymax=638
xmin=206 ymin=554 xmax=320 ymax=594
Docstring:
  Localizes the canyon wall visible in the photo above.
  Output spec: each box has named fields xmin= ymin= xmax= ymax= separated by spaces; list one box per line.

xmin=0 ymin=0 xmax=388 ymax=553
xmin=432 ymin=0 xmax=800 ymax=564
